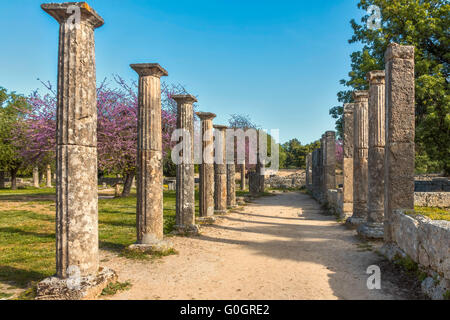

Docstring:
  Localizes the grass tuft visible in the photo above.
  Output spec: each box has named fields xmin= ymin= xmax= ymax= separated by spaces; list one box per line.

xmin=101 ymin=281 xmax=132 ymax=296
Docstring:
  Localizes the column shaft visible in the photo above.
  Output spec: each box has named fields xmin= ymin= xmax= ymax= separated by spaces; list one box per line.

xmin=227 ymin=164 xmax=237 ymax=208
xmin=173 ymin=95 xmax=197 ymax=231
xmin=214 ymin=125 xmax=228 ymax=213
xmin=384 ymin=44 xmax=415 ymax=242
xmin=343 ymin=103 xmax=354 ymax=217
xmin=347 ymin=91 xmax=369 ymax=228
xmin=131 ymin=64 xmax=168 ymax=244
xmin=197 ymin=112 xmax=216 ymax=217
xmin=42 ymin=2 xmax=104 ymax=278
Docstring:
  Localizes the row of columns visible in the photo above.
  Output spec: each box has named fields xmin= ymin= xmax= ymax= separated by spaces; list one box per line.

xmin=306 ymin=43 xmax=415 ymax=242
xmin=38 ymin=1 xmax=244 ymax=298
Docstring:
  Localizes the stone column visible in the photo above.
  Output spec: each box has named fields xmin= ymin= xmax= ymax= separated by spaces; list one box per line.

xmin=173 ymin=94 xmax=199 ymax=234
xmin=342 ymin=103 xmax=355 ymax=218
xmin=46 ymin=164 xmax=52 ymax=188
xmin=197 ymin=112 xmax=216 ymax=218
xmin=312 ymin=149 xmax=319 ymax=198
xmin=324 ymin=131 xmax=336 ymax=192
xmin=227 ymin=163 xmax=237 ymax=208
xmin=358 ymin=70 xmax=386 ymax=239
xmin=383 ymin=44 xmax=415 ymax=243
xmin=249 ymin=171 xmax=260 ymax=196
xmin=319 ymin=134 xmax=326 ymax=202
xmin=240 ymin=163 xmax=246 ymax=190
xmin=346 ymin=91 xmax=369 ymax=228
xmin=33 ymin=166 xmax=40 ymax=188
xmin=306 ymin=153 xmax=312 ymax=190
xmin=214 ymin=125 xmax=228 ymax=214
xmin=38 ymin=2 xmax=116 ymax=299
xmin=130 ymin=63 xmax=169 ymax=250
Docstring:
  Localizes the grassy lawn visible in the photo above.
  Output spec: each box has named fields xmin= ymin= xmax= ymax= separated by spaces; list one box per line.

xmin=413 ymin=206 xmax=450 ymax=221
xmin=0 ymin=187 xmax=199 ymax=296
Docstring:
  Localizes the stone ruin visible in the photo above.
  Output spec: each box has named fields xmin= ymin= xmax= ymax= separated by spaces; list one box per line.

xmin=35 ymin=1 xmax=243 ymax=300
xmin=305 ymin=43 xmax=449 ymax=300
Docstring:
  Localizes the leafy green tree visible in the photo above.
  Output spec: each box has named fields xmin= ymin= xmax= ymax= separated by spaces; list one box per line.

xmin=0 ymin=87 xmax=30 ymax=189
xmin=330 ymin=0 xmax=449 ymax=174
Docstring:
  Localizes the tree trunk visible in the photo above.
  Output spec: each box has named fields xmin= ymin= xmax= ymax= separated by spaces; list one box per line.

xmin=121 ymin=172 xmax=135 ymax=197
xmin=10 ymin=168 xmax=18 ymax=190
xmin=46 ymin=165 xmax=52 ymax=188
xmin=0 ymin=171 xmax=5 ymax=189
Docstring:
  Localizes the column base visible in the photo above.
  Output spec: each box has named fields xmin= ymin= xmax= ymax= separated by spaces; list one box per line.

xmin=357 ymin=222 xmax=384 ymax=240
xmin=128 ymin=239 xmax=173 ymax=254
xmin=214 ymin=209 xmax=227 ymax=215
xmin=197 ymin=216 xmax=216 ymax=224
xmin=36 ymin=267 xmax=117 ymax=300
xmin=172 ymin=224 xmax=200 ymax=235
xmin=345 ymin=216 xmax=366 ymax=229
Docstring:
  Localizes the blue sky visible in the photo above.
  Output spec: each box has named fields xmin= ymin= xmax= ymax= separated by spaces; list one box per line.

xmin=0 ymin=0 xmax=364 ymax=144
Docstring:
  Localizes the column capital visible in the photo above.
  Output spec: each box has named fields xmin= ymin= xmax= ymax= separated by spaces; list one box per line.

xmin=41 ymin=2 xmax=104 ymax=28
xmin=325 ymin=131 xmax=336 ymax=137
xmin=368 ymin=70 xmax=385 ymax=84
xmin=213 ymin=125 xmax=228 ymax=131
xmin=385 ymin=43 xmax=415 ymax=61
xmin=172 ymin=94 xmax=197 ymax=104
xmin=353 ymin=90 xmax=369 ymax=103
xmin=344 ymin=103 xmax=355 ymax=113
xmin=196 ymin=112 xmax=216 ymax=121
xmin=130 ymin=63 xmax=168 ymax=78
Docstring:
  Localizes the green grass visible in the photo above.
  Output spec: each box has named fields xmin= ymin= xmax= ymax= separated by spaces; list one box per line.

xmin=412 ymin=206 xmax=450 ymax=221
xmin=101 ymin=281 xmax=132 ymax=296
xmin=0 ymin=187 xmax=198 ymax=294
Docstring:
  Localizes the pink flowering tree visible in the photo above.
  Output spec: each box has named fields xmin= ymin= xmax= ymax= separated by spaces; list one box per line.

xmin=21 ymin=77 xmax=183 ymax=196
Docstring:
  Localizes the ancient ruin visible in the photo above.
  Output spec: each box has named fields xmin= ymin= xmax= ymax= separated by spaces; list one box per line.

xmin=37 ymin=2 xmax=116 ymax=300
xmin=346 ymin=91 xmax=369 ymax=228
xmin=358 ymin=70 xmax=386 ymax=239
xmin=173 ymin=94 xmax=199 ymax=234
xmin=130 ymin=63 xmax=171 ymax=251
xmin=214 ymin=125 xmax=228 ymax=213
xmin=197 ymin=112 xmax=216 ymax=218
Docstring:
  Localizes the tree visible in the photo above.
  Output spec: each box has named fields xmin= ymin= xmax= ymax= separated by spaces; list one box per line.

xmin=0 ymin=87 xmax=30 ymax=189
xmin=330 ymin=0 xmax=449 ymax=174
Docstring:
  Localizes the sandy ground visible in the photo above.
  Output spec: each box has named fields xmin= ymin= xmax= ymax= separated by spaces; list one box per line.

xmin=101 ymin=191 xmax=422 ymax=300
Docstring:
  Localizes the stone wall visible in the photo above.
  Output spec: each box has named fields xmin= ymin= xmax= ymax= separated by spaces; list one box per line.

xmin=415 ymin=192 xmax=450 ymax=208
xmin=388 ymin=209 xmax=450 ymax=299
xmin=264 ymin=172 xmax=305 ymax=190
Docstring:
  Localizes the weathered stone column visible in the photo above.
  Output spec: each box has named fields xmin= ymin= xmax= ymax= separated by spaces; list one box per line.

xmin=383 ymin=44 xmax=415 ymax=244
xmin=197 ymin=112 xmax=216 ymax=218
xmin=240 ymin=163 xmax=246 ymax=190
xmin=214 ymin=125 xmax=228 ymax=214
xmin=358 ymin=70 xmax=386 ymax=239
xmin=319 ymin=134 xmax=326 ymax=202
xmin=324 ymin=131 xmax=336 ymax=192
xmin=130 ymin=63 xmax=169 ymax=250
xmin=33 ymin=166 xmax=40 ymax=188
xmin=46 ymin=164 xmax=52 ymax=188
xmin=306 ymin=153 xmax=312 ymax=190
xmin=38 ymin=2 xmax=116 ymax=300
xmin=312 ymin=149 xmax=319 ymax=199
xmin=342 ymin=103 xmax=355 ymax=218
xmin=346 ymin=91 xmax=369 ymax=228
xmin=249 ymin=171 xmax=260 ymax=196
xmin=227 ymin=163 xmax=237 ymax=208
xmin=173 ymin=94 xmax=199 ymax=234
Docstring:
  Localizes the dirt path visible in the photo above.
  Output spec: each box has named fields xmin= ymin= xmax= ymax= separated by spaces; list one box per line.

xmin=101 ymin=192 xmax=422 ymax=300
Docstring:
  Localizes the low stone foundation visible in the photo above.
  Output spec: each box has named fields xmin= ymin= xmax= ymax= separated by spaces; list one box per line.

xmin=264 ymin=172 xmax=305 ymax=190
xmin=36 ymin=267 xmax=117 ymax=300
xmin=382 ymin=209 xmax=450 ymax=300
xmin=415 ymin=192 xmax=450 ymax=208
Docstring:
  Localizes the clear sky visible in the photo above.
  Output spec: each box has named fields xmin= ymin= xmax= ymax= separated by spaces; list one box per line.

xmin=0 ymin=0 xmax=364 ymax=144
